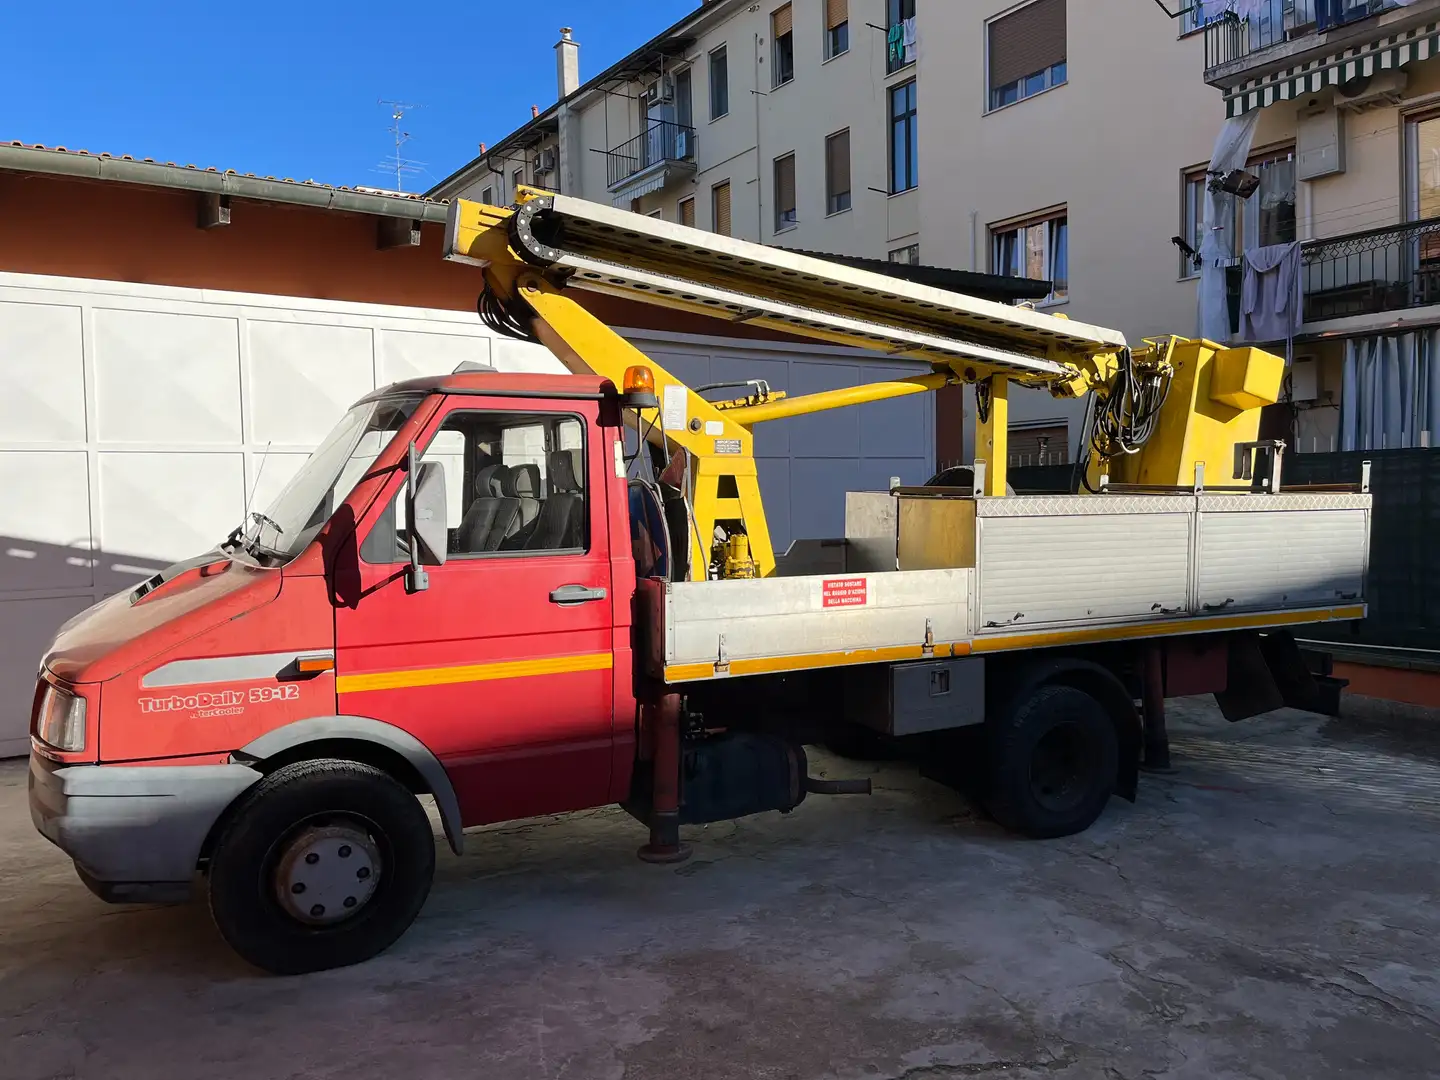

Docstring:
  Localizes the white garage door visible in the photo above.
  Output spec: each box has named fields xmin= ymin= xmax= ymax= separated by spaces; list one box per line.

xmin=0 ymin=277 xmax=932 ymax=757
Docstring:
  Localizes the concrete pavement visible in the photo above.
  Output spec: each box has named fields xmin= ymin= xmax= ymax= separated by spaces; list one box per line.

xmin=1 ymin=697 xmax=1438 ymax=1080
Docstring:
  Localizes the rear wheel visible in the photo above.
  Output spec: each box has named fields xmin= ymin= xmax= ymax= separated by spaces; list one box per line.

xmin=986 ymin=685 xmax=1118 ymax=839
xmin=207 ymin=759 xmax=436 ymax=975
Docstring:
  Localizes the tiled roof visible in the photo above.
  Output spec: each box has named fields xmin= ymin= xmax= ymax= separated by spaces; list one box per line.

xmin=4 ymin=141 xmax=439 ymax=204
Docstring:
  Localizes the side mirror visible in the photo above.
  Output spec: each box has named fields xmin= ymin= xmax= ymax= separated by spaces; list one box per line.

xmin=404 ymin=443 xmax=448 ymax=593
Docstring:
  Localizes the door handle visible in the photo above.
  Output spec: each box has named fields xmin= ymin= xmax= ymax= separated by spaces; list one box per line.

xmin=550 ymin=584 xmax=607 ymax=606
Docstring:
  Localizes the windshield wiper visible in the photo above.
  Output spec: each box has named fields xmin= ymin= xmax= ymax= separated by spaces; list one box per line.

xmin=248 ymin=511 xmax=284 ymax=538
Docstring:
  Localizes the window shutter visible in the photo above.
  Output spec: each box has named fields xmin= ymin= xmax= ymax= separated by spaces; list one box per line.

xmin=680 ymin=198 xmax=696 ymax=228
xmin=826 ymin=0 xmax=847 ymax=29
xmin=988 ymin=0 xmax=1066 ymax=90
xmin=713 ymin=182 xmax=732 ymax=236
xmin=826 ymin=130 xmax=850 ymax=199
xmin=773 ymin=3 xmax=793 ymax=37
xmin=775 ymin=155 xmax=797 ymax=230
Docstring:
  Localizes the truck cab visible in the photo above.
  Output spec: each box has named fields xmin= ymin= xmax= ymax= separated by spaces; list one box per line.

xmin=30 ymin=371 xmax=641 ymax=974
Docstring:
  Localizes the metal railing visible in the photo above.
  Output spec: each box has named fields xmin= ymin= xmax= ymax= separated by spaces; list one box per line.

xmin=604 ymin=121 xmax=696 ymax=190
xmin=1301 ymin=216 xmax=1440 ymax=323
xmin=1203 ymin=0 xmax=1403 ymax=72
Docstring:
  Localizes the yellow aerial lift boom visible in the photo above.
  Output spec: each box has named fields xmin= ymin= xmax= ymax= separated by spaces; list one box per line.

xmin=445 ymin=191 xmax=1285 ymax=580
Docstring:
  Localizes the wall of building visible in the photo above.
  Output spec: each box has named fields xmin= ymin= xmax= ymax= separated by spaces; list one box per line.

xmin=921 ymin=0 xmax=1222 ymax=458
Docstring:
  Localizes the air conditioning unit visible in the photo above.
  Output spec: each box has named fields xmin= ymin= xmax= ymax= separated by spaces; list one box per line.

xmin=643 ymin=75 xmax=676 ymax=106
xmin=534 ymin=147 xmax=558 ymax=175
xmin=1335 ymin=70 xmax=1408 ymax=112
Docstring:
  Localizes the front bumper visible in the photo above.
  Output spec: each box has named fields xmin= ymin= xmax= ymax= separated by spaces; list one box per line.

xmin=29 ymin=752 xmax=262 ymax=904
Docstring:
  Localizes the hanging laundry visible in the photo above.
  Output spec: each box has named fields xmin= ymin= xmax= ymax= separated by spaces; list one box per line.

xmin=902 ymin=16 xmax=917 ymax=51
xmin=887 ymin=23 xmax=904 ymax=65
xmin=1240 ymin=240 xmax=1303 ymax=348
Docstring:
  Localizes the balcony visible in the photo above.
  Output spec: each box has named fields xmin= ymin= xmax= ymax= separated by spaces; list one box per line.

xmin=1303 ymin=216 xmax=1440 ymax=323
xmin=604 ymin=121 xmax=696 ymax=202
xmin=1225 ymin=217 xmax=1440 ymax=335
xmin=1202 ymin=0 xmax=1428 ymax=82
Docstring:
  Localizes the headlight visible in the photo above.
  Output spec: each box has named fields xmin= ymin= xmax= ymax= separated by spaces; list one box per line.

xmin=35 ymin=685 xmax=87 ymax=753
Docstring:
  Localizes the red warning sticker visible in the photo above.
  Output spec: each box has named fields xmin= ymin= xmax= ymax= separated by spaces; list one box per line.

xmin=822 ymin=577 xmax=869 ymax=609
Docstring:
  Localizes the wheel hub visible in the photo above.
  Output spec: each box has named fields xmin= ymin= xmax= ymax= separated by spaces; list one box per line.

xmin=273 ymin=822 xmax=381 ymax=926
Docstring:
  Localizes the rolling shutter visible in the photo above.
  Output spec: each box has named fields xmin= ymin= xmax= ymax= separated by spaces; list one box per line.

xmin=826 ymin=0 xmax=847 ymax=29
xmin=713 ymin=181 xmax=732 ymax=236
xmin=680 ymin=197 xmax=696 ymax=228
xmin=988 ymin=0 xmax=1065 ymax=90
xmin=773 ymin=3 xmax=792 ymax=38
xmin=826 ymin=130 xmax=850 ymax=203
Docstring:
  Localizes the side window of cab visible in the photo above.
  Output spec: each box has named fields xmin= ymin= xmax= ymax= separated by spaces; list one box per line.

xmin=360 ymin=410 xmax=588 ymax=564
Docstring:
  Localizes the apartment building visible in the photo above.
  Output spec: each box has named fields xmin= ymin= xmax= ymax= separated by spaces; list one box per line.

xmin=429 ymin=0 xmax=924 ymax=260
xmin=917 ymin=0 xmax=1225 ymax=464
xmin=430 ymin=2 xmax=1230 ymax=472
xmin=1196 ymin=0 xmax=1440 ymax=454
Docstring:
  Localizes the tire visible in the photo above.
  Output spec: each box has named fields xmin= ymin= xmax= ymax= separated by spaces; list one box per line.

xmin=985 ymin=684 xmax=1118 ymax=839
xmin=207 ymin=759 xmax=436 ymax=975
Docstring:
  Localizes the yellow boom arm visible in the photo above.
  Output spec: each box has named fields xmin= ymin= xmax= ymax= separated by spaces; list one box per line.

xmin=444 ymin=192 xmax=1283 ymax=579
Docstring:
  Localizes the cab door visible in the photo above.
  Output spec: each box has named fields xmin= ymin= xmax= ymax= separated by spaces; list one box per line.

xmin=334 ymin=396 xmax=615 ymax=826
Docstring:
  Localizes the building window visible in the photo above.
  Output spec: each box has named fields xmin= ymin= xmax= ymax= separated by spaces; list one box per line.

xmin=710 ymin=45 xmax=730 ymax=120
xmin=987 ymin=0 xmax=1066 ymax=111
xmin=512 ymin=168 xmax=524 ymax=196
xmin=774 ymin=153 xmax=798 ymax=232
xmin=992 ymin=209 xmax=1068 ymax=305
xmin=826 ymin=0 xmax=849 ymax=59
xmin=1180 ymin=149 xmax=1297 ymax=275
xmin=825 ymin=129 xmax=852 ymax=215
xmin=481 ymin=186 xmax=494 ymax=205
xmin=889 ymin=243 xmax=920 ymax=265
xmin=772 ymin=5 xmax=795 ymax=88
xmin=713 ymin=180 xmax=733 ymax=237
xmin=647 ymin=208 xmax=663 ymax=220
xmin=886 ymin=0 xmax=916 ymax=74
xmin=889 ymin=79 xmax=918 ymax=194
xmin=679 ymin=196 xmax=696 ymax=228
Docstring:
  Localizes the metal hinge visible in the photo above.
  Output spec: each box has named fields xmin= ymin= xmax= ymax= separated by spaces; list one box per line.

xmin=714 ymin=634 xmax=731 ymax=676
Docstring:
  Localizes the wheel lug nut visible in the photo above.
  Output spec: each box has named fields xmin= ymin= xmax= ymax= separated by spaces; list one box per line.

xmin=344 ymin=896 xmax=357 ymax=908
xmin=338 ymin=845 xmax=352 ymax=858
xmin=305 ymin=853 xmax=319 ymax=865
xmin=311 ymin=904 xmax=325 ymax=918
xmin=291 ymin=882 xmax=306 ymax=894
xmin=356 ymin=867 xmax=371 ymax=880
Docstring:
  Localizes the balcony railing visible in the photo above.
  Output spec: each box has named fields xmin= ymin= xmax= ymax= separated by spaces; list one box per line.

xmin=605 ymin=121 xmax=696 ymax=191
xmin=1302 ymin=216 xmax=1440 ymax=323
xmin=1225 ymin=216 xmax=1440 ymax=335
xmin=1203 ymin=0 xmax=1406 ymax=72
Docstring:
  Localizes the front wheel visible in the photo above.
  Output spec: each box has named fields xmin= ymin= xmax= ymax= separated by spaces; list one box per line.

xmin=985 ymin=685 xmax=1118 ymax=839
xmin=207 ymin=759 xmax=436 ymax=975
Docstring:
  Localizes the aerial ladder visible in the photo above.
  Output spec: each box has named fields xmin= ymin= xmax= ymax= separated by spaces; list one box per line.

xmin=445 ymin=190 xmax=1286 ymax=580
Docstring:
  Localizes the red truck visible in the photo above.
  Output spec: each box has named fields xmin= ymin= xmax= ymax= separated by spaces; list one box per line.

xmin=28 ymin=196 xmax=1368 ymax=974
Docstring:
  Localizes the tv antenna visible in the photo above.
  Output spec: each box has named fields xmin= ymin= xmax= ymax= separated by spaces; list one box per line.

xmin=376 ymin=100 xmax=427 ymax=192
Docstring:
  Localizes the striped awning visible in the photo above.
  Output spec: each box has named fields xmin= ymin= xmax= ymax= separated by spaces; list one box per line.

xmin=609 ymin=167 xmax=674 ymax=208
xmin=1223 ymin=21 xmax=1440 ymax=117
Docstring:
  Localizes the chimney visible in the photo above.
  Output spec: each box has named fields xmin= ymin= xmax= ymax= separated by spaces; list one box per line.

xmin=555 ymin=27 xmax=580 ymax=100
xmin=531 ymin=105 xmax=540 ymax=119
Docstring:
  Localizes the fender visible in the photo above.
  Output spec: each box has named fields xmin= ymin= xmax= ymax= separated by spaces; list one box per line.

xmin=236 ymin=716 xmax=464 ymax=854
xmin=990 ymin=655 xmax=1142 ymax=802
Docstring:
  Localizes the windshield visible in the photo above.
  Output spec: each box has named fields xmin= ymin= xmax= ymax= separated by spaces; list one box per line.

xmin=244 ymin=395 xmax=422 ymax=561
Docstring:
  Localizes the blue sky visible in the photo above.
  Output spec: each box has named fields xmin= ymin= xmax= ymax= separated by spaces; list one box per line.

xmin=2 ymin=1 xmax=696 ymax=194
